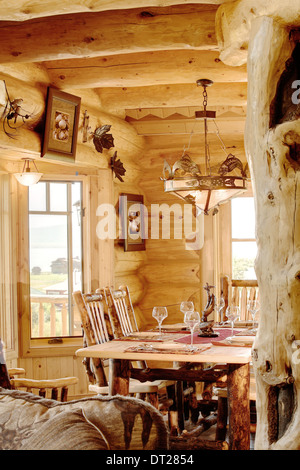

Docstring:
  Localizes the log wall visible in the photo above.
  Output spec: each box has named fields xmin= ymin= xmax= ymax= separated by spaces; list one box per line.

xmin=0 ymin=61 xmax=223 ymax=398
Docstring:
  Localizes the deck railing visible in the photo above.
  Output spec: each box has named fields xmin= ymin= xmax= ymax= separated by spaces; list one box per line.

xmin=30 ymin=295 xmax=69 ymax=337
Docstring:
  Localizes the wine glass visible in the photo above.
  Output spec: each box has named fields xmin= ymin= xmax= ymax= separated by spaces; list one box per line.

xmin=180 ymin=301 xmax=194 ymax=315
xmin=184 ymin=310 xmax=200 ymax=351
xmin=247 ymin=300 xmax=260 ymax=328
xmin=152 ymin=306 xmax=168 ymax=339
xmin=226 ymin=305 xmax=240 ymax=336
xmin=216 ymin=296 xmax=225 ymax=323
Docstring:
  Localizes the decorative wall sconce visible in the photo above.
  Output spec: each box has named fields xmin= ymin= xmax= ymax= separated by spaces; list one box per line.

xmin=0 ymin=80 xmax=34 ymax=138
xmin=92 ymin=124 xmax=114 ymax=153
xmin=14 ymin=158 xmax=43 ymax=186
xmin=111 ymin=151 xmax=126 ymax=182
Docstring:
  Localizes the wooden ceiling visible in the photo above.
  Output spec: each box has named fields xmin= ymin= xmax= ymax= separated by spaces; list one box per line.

xmin=0 ymin=0 xmax=247 ymax=163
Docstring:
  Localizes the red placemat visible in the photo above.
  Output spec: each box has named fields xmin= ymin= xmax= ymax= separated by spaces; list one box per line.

xmin=175 ymin=328 xmax=240 ymax=345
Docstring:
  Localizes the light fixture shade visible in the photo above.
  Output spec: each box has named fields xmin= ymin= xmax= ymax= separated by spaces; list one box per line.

xmin=164 ymin=175 xmax=247 ymax=214
xmin=14 ymin=172 xmax=43 ymax=186
xmin=14 ymin=158 xmax=43 ymax=186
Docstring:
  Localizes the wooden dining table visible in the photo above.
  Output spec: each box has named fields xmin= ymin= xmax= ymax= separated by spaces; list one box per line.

xmin=76 ymin=327 xmax=253 ymax=450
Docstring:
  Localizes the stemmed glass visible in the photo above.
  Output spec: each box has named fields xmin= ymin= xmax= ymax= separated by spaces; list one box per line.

xmin=226 ymin=305 xmax=240 ymax=336
xmin=184 ymin=310 xmax=200 ymax=351
xmin=180 ymin=301 xmax=194 ymax=315
xmin=216 ymin=296 xmax=225 ymax=323
xmin=247 ymin=300 xmax=260 ymax=329
xmin=152 ymin=306 xmax=168 ymax=339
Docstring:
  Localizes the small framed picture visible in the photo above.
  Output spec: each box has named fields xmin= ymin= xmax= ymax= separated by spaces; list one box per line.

xmin=42 ymin=87 xmax=81 ymax=162
xmin=120 ymin=193 xmax=146 ymax=252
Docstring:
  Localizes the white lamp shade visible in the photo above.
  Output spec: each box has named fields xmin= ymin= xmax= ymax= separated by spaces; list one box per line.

xmin=14 ymin=172 xmax=43 ymax=186
xmin=164 ymin=177 xmax=246 ymax=214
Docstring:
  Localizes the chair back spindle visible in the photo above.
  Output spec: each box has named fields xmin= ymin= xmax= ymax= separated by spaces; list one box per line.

xmin=73 ymin=291 xmax=114 ymax=387
xmin=104 ymin=286 xmax=138 ymax=338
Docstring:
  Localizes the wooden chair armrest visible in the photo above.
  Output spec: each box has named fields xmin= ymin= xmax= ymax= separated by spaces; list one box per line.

xmin=8 ymin=368 xmax=26 ymax=377
xmin=10 ymin=377 xmax=78 ymax=389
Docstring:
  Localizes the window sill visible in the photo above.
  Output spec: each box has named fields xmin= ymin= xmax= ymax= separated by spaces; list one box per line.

xmin=21 ymin=337 xmax=83 ymax=358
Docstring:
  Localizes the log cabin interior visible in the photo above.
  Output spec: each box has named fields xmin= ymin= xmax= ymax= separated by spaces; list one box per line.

xmin=0 ymin=0 xmax=299 ymax=451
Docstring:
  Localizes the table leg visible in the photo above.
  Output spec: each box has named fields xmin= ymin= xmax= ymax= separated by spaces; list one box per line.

xmin=227 ymin=362 xmax=250 ymax=450
xmin=108 ymin=358 xmax=130 ymax=396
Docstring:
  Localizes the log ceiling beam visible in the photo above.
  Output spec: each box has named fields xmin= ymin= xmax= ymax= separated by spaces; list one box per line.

xmin=0 ymin=0 xmax=232 ymax=22
xmin=0 ymin=5 xmax=219 ymax=64
xmin=45 ymin=50 xmax=247 ymax=89
xmin=0 ymin=2 xmax=249 ymax=156
xmin=96 ymin=82 xmax=248 ymax=113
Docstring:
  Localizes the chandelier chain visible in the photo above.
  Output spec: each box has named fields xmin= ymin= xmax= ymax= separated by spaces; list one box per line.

xmin=212 ymin=120 xmax=228 ymax=156
xmin=202 ymin=86 xmax=211 ymax=175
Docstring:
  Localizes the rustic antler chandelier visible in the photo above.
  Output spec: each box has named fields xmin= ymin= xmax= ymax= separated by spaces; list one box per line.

xmin=162 ymin=79 xmax=247 ymax=215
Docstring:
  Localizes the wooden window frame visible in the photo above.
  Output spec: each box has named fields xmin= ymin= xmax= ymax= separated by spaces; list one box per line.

xmin=230 ymin=187 xmax=256 ymax=280
xmin=213 ymin=184 xmax=254 ymax=302
xmin=18 ymin=175 xmax=90 ymax=357
xmin=0 ymin=174 xmax=19 ymax=363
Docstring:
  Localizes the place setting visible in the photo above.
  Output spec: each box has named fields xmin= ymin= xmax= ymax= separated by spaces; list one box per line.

xmin=124 ymin=304 xmax=211 ymax=354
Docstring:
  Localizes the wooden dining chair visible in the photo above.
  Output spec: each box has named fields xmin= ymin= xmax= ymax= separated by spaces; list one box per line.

xmin=216 ymin=276 xmax=258 ymax=439
xmin=102 ymin=286 xmax=139 ymax=340
xmin=102 ymin=286 xmax=197 ymax=434
xmin=0 ymin=340 xmax=78 ymax=402
xmin=73 ymin=290 xmax=166 ymax=408
xmin=9 ymin=376 xmax=79 ymax=401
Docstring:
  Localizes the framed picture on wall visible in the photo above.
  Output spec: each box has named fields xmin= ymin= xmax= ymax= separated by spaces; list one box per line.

xmin=120 ymin=193 xmax=146 ymax=252
xmin=42 ymin=87 xmax=81 ymax=162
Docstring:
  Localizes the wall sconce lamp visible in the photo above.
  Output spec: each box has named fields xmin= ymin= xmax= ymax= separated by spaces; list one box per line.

xmin=14 ymin=158 xmax=43 ymax=186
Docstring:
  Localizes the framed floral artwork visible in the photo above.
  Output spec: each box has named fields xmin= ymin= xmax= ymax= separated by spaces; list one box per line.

xmin=120 ymin=193 xmax=146 ymax=252
xmin=42 ymin=87 xmax=81 ymax=162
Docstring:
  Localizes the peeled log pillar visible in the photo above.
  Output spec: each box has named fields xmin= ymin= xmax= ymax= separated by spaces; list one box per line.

xmin=246 ymin=18 xmax=300 ymax=449
xmin=217 ymin=1 xmax=300 ymax=450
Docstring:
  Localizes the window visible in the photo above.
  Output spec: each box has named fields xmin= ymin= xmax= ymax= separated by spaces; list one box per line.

xmin=231 ymin=197 xmax=257 ymax=280
xmin=28 ymin=181 xmax=83 ymax=338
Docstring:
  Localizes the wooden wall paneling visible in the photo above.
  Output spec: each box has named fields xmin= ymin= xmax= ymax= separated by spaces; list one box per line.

xmin=0 ymin=73 xmax=145 ymax=166
xmin=88 ymin=171 xmax=115 ymax=291
xmin=17 ymin=184 xmax=31 ymax=358
xmin=136 ymin=144 xmax=206 ymax=326
xmin=18 ymin=355 xmax=89 ymax=398
xmin=112 ymin=157 xmax=150 ymax=327
xmin=218 ymin=202 xmax=232 ymax=282
xmin=0 ymin=175 xmax=18 ymax=361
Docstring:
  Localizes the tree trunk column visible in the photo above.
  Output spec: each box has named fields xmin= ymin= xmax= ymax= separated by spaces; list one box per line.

xmin=227 ymin=362 xmax=250 ymax=450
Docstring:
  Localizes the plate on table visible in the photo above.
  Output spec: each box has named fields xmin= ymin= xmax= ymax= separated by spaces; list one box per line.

xmin=226 ymin=335 xmax=254 ymax=346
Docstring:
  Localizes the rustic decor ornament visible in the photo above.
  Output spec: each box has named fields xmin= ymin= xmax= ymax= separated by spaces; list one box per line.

xmin=0 ymin=80 xmax=34 ymax=138
xmin=198 ymin=283 xmax=219 ymax=337
xmin=162 ymin=79 xmax=248 ymax=215
xmin=92 ymin=124 xmax=114 ymax=153
xmin=111 ymin=151 xmax=126 ymax=182
xmin=82 ymin=110 xmax=91 ymax=143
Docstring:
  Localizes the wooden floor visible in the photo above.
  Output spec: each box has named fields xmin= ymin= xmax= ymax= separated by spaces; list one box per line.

xmin=199 ymin=419 xmax=256 ymax=450
xmin=165 ymin=412 xmax=256 ymax=450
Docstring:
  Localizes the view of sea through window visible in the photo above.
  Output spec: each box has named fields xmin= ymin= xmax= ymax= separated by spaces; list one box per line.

xmin=28 ymin=181 xmax=83 ymax=338
xmin=231 ymin=197 xmax=257 ymax=280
